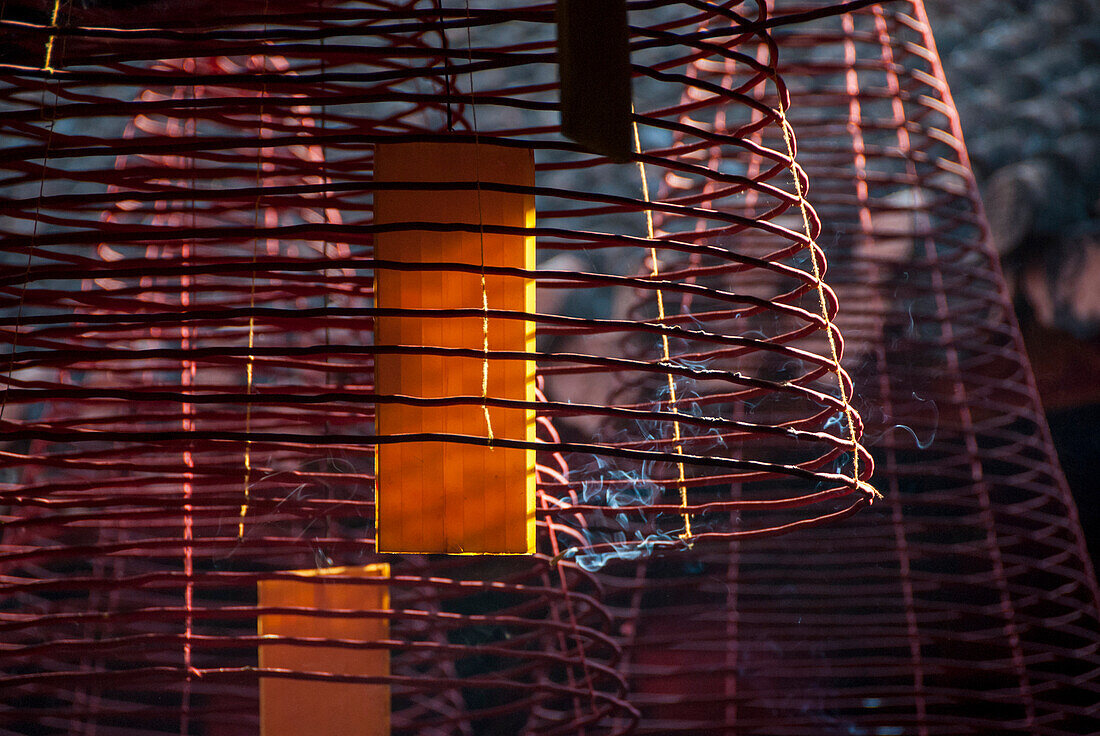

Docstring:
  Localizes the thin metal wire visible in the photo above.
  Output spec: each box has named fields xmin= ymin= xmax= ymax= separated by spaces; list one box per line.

xmin=461 ymin=0 xmax=495 ymax=444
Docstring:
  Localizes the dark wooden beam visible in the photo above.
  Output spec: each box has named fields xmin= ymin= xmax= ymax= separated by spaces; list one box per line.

xmin=556 ymin=0 xmax=633 ymax=162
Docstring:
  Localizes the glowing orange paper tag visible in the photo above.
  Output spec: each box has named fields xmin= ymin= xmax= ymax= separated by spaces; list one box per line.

xmin=373 ymin=142 xmax=536 ymax=554
xmin=258 ymin=564 xmax=390 ymax=736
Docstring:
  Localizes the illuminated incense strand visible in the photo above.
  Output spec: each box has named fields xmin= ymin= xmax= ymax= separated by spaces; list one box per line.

xmin=464 ymin=0 xmax=493 ymax=443
xmin=481 ymin=274 xmax=493 ymax=443
xmin=239 ymin=312 xmax=255 ymax=539
xmin=240 ymin=57 xmax=266 ymax=539
xmin=774 ymin=101 xmax=880 ymax=501
xmin=43 ymin=0 xmax=62 ymax=73
xmin=475 ymin=166 xmax=492 ymax=443
xmin=632 ymin=117 xmax=692 ymax=540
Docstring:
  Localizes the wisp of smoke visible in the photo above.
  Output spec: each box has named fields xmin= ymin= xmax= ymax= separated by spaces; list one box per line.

xmin=554 ymin=454 xmax=696 ymax=571
xmin=891 ymin=392 xmax=937 ymax=450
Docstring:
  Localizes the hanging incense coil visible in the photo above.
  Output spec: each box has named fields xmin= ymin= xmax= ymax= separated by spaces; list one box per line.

xmin=590 ymin=2 xmax=1100 ymax=734
xmin=3 ymin=0 xmax=1099 ymax=734
xmin=0 ymin=14 xmax=631 ymax=735
xmin=0 ymin=0 xmax=881 ymax=732
xmin=0 ymin=0 xmax=876 ymax=564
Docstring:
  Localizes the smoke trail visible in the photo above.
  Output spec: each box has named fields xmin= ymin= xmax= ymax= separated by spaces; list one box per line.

xmin=551 ymin=451 xmax=697 ymax=571
xmin=890 ymin=391 xmax=937 ymax=450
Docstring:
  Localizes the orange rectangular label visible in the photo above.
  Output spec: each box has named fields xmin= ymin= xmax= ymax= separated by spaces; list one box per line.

xmin=258 ymin=564 xmax=390 ymax=736
xmin=373 ymin=141 xmax=536 ymax=554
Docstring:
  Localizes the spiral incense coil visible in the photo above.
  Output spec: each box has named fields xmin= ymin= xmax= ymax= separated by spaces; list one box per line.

xmin=4 ymin=0 xmax=1098 ymax=734
xmin=29 ymin=0 xmax=1088 ymax=734
xmin=592 ymin=2 xmax=1100 ymax=734
xmin=0 ymin=0 xmax=875 ymax=564
xmin=0 ymin=2 xmax=639 ymax=730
